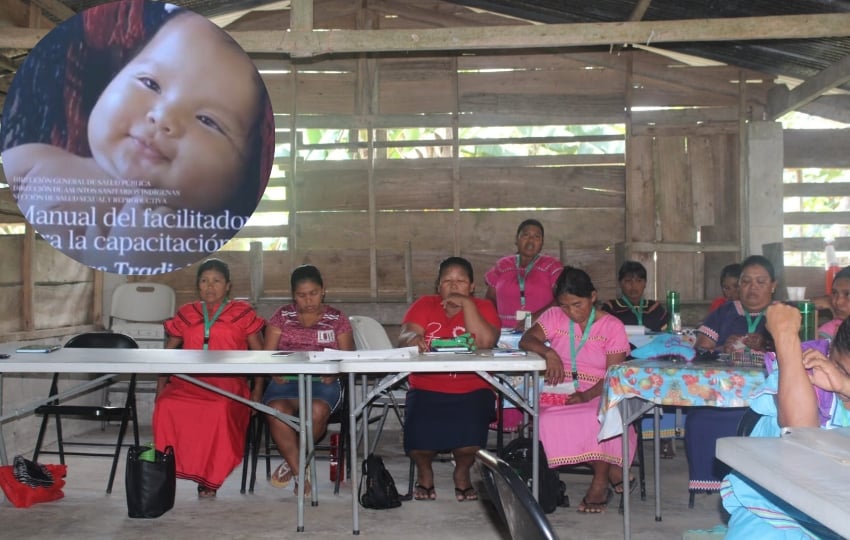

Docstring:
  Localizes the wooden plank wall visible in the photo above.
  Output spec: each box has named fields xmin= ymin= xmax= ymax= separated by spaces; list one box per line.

xmin=0 ymin=236 xmax=93 ymax=334
xmin=2 ymin=0 xmax=792 ymax=330
xmin=138 ymin=46 xmax=777 ymax=313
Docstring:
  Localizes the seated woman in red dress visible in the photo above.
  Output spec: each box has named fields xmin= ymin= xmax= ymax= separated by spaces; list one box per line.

xmin=153 ymin=258 xmax=265 ymax=498
xmin=399 ymin=256 xmax=500 ymax=502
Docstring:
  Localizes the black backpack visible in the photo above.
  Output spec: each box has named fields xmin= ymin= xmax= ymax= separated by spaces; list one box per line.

xmin=499 ymin=436 xmax=568 ymax=513
xmin=358 ymin=453 xmax=402 ymax=509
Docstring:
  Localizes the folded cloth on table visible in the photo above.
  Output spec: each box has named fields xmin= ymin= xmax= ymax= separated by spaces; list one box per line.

xmin=13 ymin=455 xmax=54 ymax=488
xmin=630 ymin=334 xmax=696 ymax=362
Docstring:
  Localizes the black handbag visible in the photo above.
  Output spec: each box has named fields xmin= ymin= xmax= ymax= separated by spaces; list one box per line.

xmin=125 ymin=445 xmax=176 ymax=518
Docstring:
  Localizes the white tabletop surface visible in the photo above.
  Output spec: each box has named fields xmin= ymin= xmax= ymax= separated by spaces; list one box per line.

xmin=338 ymin=349 xmax=545 ymax=373
xmin=0 ymin=348 xmax=340 ymax=374
xmin=717 ymin=427 xmax=850 ymax=537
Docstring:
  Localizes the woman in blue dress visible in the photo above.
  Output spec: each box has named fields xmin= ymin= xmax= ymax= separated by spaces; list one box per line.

xmin=721 ymin=303 xmax=850 ymax=539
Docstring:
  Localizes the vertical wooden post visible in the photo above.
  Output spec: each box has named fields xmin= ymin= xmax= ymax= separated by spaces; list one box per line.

xmin=405 ymin=241 xmax=414 ymax=304
xmin=249 ymin=241 xmax=264 ymax=305
xmin=290 ymin=0 xmax=313 ymax=31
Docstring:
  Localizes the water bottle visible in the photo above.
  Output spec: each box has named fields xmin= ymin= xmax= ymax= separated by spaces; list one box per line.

xmin=797 ymin=300 xmax=816 ymax=341
xmin=329 ymin=432 xmax=342 ymax=482
xmin=825 ymin=238 xmax=840 ymax=294
xmin=667 ymin=290 xmax=682 ymax=333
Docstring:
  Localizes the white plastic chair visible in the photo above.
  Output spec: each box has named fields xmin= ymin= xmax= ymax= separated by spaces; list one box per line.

xmin=106 ymin=283 xmax=176 ymax=412
xmin=349 ymin=315 xmax=393 ymax=350
xmin=348 ymin=315 xmax=405 ymax=454
xmin=109 ymin=283 xmax=176 ymax=326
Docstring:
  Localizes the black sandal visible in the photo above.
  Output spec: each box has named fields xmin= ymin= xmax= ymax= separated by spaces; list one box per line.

xmin=414 ymin=483 xmax=436 ymax=501
xmin=454 ymin=486 xmax=478 ymax=502
xmin=197 ymin=484 xmax=217 ymax=498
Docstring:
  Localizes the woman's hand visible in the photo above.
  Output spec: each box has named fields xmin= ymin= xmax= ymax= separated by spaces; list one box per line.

xmin=721 ymin=335 xmax=747 ymax=353
xmin=765 ymin=302 xmax=801 ymax=338
xmin=741 ymin=332 xmax=767 ymax=351
xmin=320 ymin=375 xmax=338 ymax=385
xmin=441 ymin=293 xmax=470 ymax=312
xmin=803 ymin=348 xmax=850 ymax=395
xmin=543 ymin=348 xmax=565 ymax=385
xmin=565 ymin=390 xmax=587 ymax=405
xmin=398 ymin=323 xmax=428 ymax=353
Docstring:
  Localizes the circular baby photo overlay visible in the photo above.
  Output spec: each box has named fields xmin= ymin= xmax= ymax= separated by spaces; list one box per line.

xmin=0 ymin=0 xmax=274 ymax=275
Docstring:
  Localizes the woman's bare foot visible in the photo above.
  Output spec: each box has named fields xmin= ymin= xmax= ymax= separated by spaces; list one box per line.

xmin=577 ymin=486 xmax=611 ymax=513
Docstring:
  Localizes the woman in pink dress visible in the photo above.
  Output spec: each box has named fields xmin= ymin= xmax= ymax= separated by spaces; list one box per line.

xmin=484 ymin=219 xmax=563 ymax=330
xmin=520 ymin=266 xmax=635 ymax=513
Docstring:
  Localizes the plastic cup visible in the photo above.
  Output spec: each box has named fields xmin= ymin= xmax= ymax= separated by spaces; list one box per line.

xmin=786 ymin=287 xmax=806 ymax=301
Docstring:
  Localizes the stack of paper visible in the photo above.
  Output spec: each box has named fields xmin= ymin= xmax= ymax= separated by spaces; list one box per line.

xmin=308 ymin=347 xmax=417 ymax=362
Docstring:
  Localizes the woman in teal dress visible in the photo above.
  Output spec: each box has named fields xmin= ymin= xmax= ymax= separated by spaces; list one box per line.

xmin=721 ymin=303 xmax=850 ymax=539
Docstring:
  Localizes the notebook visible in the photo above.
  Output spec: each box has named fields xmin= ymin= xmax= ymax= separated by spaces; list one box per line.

xmin=15 ymin=344 xmax=61 ymax=353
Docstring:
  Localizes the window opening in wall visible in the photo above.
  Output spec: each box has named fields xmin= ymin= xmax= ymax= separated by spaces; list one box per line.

xmin=214 ymin=122 xmax=627 ymax=251
xmin=783 ymin=167 xmax=850 ymax=267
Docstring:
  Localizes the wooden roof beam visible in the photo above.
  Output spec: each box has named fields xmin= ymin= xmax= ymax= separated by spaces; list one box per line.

xmin=29 ymin=0 xmax=75 ymax=23
xmin=767 ymin=52 xmax=850 ymax=120
xmin=3 ymin=13 xmax=850 ymax=55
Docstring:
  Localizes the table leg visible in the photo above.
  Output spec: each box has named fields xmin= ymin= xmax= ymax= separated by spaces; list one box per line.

xmin=297 ymin=373 xmax=306 ymax=532
xmin=348 ymin=373 xmax=360 ymax=535
xmin=621 ymin=416 xmax=631 ymax=540
xmin=654 ymin=406 xmax=662 ymax=521
xmin=307 ymin=375 xmax=317 ymax=507
xmin=0 ymin=373 xmax=7 ymax=466
xmin=531 ymin=370 xmax=539 ymax=501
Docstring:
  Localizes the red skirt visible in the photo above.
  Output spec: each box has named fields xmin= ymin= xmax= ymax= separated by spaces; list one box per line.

xmin=152 ymin=376 xmax=250 ymax=490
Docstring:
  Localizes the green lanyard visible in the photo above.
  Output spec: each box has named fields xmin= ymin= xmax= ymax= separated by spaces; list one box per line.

xmin=620 ymin=296 xmax=645 ymax=326
xmin=745 ymin=310 xmax=764 ymax=334
xmin=202 ymin=300 xmax=228 ymax=351
xmin=568 ymin=307 xmax=595 ymax=391
xmin=515 ymin=254 xmax=539 ymax=309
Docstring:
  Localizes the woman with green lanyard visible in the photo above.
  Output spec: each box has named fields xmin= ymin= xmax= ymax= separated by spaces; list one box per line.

xmin=154 ymin=258 xmax=265 ymax=498
xmin=520 ymin=266 xmax=634 ymax=513
xmin=602 ymin=260 xmax=675 ymax=458
xmin=485 ymin=219 xmax=563 ymax=331
xmin=601 ymin=260 xmax=669 ymax=332
xmin=687 ymin=254 xmax=776 ymax=499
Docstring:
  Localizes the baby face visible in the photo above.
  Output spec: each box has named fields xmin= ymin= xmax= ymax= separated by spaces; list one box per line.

xmin=87 ymin=13 xmax=262 ymax=212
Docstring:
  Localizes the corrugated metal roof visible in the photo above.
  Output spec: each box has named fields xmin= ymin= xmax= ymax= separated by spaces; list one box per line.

xmin=446 ymin=0 xmax=850 ymax=89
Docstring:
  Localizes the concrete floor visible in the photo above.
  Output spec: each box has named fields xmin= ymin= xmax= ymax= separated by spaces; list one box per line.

xmin=0 ymin=426 xmax=728 ymax=540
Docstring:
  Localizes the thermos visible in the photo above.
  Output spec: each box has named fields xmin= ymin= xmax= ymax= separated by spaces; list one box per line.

xmin=667 ymin=290 xmax=682 ymax=332
xmin=329 ymin=432 xmax=343 ymax=482
xmin=797 ymin=300 xmax=816 ymax=341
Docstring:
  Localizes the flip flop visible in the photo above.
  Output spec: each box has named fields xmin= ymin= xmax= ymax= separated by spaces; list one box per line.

xmin=577 ymin=488 xmax=612 ymax=513
xmin=270 ymin=462 xmax=293 ymax=489
xmin=610 ymin=477 xmax=637 ymax=495
xmin=454 ymin=486 xmax=478 ymax=502
xmin=197 ymin=484 xmax=217 ymax=498
xmin=660 ymin=439 xmax=676 ymax=459
xmin=294 ymin=478 xmax=312 ymax=498
xmin=414 ymin=483 xmax=436 ymax=501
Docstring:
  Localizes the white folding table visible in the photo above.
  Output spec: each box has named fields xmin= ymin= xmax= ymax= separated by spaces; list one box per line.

xmin=338 ymin=349 xmax=545 ymax=535
xmin=0 ymin=347 xmax=339 ymax=532
xmin=717 ymin=427 xmax=850 ymax=538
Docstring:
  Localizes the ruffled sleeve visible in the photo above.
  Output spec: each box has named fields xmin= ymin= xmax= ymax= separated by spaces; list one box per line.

xmin=226 ymin=300 xmax=265 ymax=336
xmin=163 ymin=302 xmax=201 ymax=339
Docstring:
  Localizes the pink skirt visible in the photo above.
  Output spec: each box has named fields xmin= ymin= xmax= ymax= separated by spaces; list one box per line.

xmin=539 ymin=396 xmax=636 ymax=468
